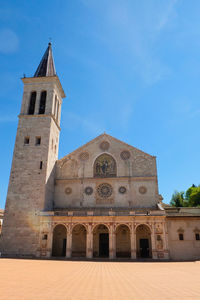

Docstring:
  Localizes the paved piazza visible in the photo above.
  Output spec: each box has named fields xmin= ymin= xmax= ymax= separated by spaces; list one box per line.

xmin=0 ymin=259 xmax=200 ymax=299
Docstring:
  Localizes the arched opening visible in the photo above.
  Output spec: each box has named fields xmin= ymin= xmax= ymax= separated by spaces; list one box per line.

xmin=116 ymin=225 xmax=131 ymax=258
xmin=28 ymin=91 xmax=36 ymax=115
xmin=136 ymin=224 xmax=152 ymax=258
xmin=39 ymin=91 xmax=47 ymax=114
xmin=52 ymin=224 xmax=66 ymax=257
xmin=93 ymin=224 xmax=109 ymax=257
xmin=94 ymin=153 xmax=117 ymax=178
xmin=72 ymin=224 xmax=86 ymax=257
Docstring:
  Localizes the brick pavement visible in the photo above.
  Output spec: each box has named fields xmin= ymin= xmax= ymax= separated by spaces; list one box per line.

xmin=0 ymin=259 xmax=200 ymax=300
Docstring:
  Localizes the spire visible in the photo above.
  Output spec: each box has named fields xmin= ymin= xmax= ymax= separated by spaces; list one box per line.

xmin=34 ymin=42 xmax=56 ymax=77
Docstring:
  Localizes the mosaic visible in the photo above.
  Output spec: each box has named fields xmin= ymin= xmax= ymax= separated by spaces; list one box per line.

xmin=94 ymin=153 xmax=116 ymax=177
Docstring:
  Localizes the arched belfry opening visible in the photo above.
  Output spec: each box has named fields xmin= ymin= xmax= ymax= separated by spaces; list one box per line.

xmin=93 ymin=224 xmax=109 ymax=257
xmin=136 ymin=224 xmax=152 ymax=258
xmin=94 ymin=153 xmax=117 ymax=178
xmin=72 ymin=224 xmax=86 ymax=257
xmin=52 ymin=224 xmax=67 ymax=257
xmin=116 ymin=225 xmax=131 ymax=258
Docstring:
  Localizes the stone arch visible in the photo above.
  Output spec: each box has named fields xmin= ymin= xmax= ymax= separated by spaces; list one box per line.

xmin=52 ymin=224 xmax=67 ymax=257
xmin=72 ymin=224 xmax=87 ymax=257
xmin=116 ymin=224 xmax=131 ymax=258
xmin=93 ymin=153 xmax=117 ymax=178
xmin=93 ymin=224 xmax=109 ymax=257
xmin=136 ymin=224 xmax=152 ymax=258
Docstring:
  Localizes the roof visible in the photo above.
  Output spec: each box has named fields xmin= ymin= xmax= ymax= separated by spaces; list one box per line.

xmin=34 ymin=42 xmax=56 ymax=77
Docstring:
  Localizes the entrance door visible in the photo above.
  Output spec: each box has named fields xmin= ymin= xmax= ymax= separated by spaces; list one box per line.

xmin=99 ymin=233 xmax=109 ymax=257
xmin=139 ymin=239 xmax=149 ymax=258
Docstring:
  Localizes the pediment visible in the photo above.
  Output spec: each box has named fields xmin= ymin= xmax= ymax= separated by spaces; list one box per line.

xmin=58 ymin=133 xmax=154 ymax=164
xmin=56 ymin=133 xmax=156 ymax=179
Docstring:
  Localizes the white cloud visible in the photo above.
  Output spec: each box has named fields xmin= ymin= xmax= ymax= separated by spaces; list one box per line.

xmin=0 ymin=29 xmax=19 ymax=54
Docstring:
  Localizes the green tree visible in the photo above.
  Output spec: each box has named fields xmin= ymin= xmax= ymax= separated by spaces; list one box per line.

xmin=170 ymin=191 xmax=185 ymax=207
xmin=188 ymin=186 xmax=200 ymax=207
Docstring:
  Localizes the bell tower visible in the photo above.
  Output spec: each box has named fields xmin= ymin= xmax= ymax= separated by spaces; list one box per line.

xmin=1 ymin=43 xmax=65 ymax=256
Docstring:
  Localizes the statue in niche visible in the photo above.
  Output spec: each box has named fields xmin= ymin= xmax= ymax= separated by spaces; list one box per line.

xmin=94 ymin=154 xmax=116 ymax=177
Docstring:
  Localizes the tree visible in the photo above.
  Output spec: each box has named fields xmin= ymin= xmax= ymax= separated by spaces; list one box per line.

xmin=170 ymin=191 xmax=185 ymax=207
xmin=188 ymin=186 xmax=200 ymax=207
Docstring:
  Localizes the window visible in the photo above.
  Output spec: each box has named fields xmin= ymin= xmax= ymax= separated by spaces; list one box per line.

xmin=42 ymin=234 xmax=48 ymax=240
xmin=35 ymin=137 xmax=41 ymax=145
xmin=28 ymin=92 xmax=36 ymax=115
xmin=24 ymin=136 xmax=30 ymax=145
xmin=195 ymin=233 xmax=200 ymax=241
xmin=54 ymin=95 xmax=57 ymax=116
xmin=179 ymin=233 xmax=184 ymax=241
xmin=157 ymin=235 xmax=161 ymax=241
xmin=40 ymin=161 xmax=43 ymax=170
xmin=39 ymin=91 xmax=47 ymax=114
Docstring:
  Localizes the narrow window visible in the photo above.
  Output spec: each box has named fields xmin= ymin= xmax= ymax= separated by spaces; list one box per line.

xmin=56 ymin=102 xmax=59 ymax=121
xmin=35 ymin=136 xmax=41 ymax=145
xmin=54 ymin=95 xmax=57 ymax=116
xmin=54 ymin=145 xmax=57 ymax=154
xmin=24 ymin=136 xmax=30 ymax=145
xmin=42 ymin=234 xmax=48 ymax=240
xmin=40 ymin=161 xmax=43 ymax=170
xmin=39 ymin=91 xmax=47 ymax=114
xmin=157 ymin=235 xmax=161 ymax=241
xmin=179 ymin=233 xmax=184 ymax=240
xmin=195 ymin=233 xmax=200 ymax=240
xmin=28 ymin=92 xmax=36 ymax=115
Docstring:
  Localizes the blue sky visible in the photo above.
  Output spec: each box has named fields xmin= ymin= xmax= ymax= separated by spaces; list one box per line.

xmin=0 ymin=0 xmax=200 ymax=208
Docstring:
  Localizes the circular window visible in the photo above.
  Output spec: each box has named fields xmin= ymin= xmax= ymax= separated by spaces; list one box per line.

xmin=120 ymin=150 xmax=130 ymax=160
xmin=84 ymin=186 xmax=93 ymax=195
xmin=119 ymin=186 xmax=127 ymax=194
xmin=97 ymin=183 xmax=113 ymax=198
xmin=79 ymin=152 xmax=89 ymax=161
xmin=100 ymin=141 xmax=110 ymax=151
xmin=65 ymin=187 xmax=72 ymax=195
xmin=139 ymin=186 xmax=147 ymax=194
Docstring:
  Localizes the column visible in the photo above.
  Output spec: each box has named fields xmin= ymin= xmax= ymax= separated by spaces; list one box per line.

xmin=66 ymin=228 xmax=72 ymax=258
xmin=109 ymin=225 xmax=115 ymax=259
xmin=46 ymin=230 xmax=53 ymax=258
xmin=86 ymin=224 xmax=93 ymax=259
xmin=130 ymin=228 xmax=136 ymax=259
xmin=163 ymin=221 xmax=170 ymax=259
xmin=151 ymin=223 xmax=157 ymax=259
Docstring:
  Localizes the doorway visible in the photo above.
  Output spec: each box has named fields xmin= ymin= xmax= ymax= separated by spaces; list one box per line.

xmin=93 ymin=224 xmax=109 ymax=258
xmin=52 ymin=224 xmax=67 ymax=257
xmin=99 ymin=233 xmax=109 ymax=257
xmin=136 ymin=224 xmax=152 ymax=258
xmin=139 ymin=238 xmax=149 ymax=258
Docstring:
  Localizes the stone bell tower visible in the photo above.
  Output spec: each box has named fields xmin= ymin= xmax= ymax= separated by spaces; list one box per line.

xmin=1 ymin=43 xmax=65 ymax=257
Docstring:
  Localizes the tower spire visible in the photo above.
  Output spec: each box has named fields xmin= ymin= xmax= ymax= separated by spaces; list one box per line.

xmin=34 ymin=42 xmax=56 ymax=77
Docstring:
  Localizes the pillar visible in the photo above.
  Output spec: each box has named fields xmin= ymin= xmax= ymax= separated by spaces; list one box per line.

xmin=109 ymin=225 xmax=115 ymax=259
xmin=66 ymin=228 xmax=72 ymax=258
xmin=130 ymin=228 xmax=136 ymax=259
xmin=86 ymin=224 xmax=93 ymax=259
xmin=151 ymin=223 xmax=157 ymax=259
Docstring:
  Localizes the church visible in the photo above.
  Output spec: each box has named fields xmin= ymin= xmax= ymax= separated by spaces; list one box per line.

xmin=1 ymin=43 xmax=200 ymax=260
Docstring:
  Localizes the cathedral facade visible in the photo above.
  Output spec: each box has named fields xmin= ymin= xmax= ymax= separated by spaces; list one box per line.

xmin=1 ymin=44 xmax=200 ymax=260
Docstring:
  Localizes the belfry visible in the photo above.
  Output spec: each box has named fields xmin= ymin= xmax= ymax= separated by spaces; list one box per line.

xmin=1 ymin=44 xmax=200 ymax=260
